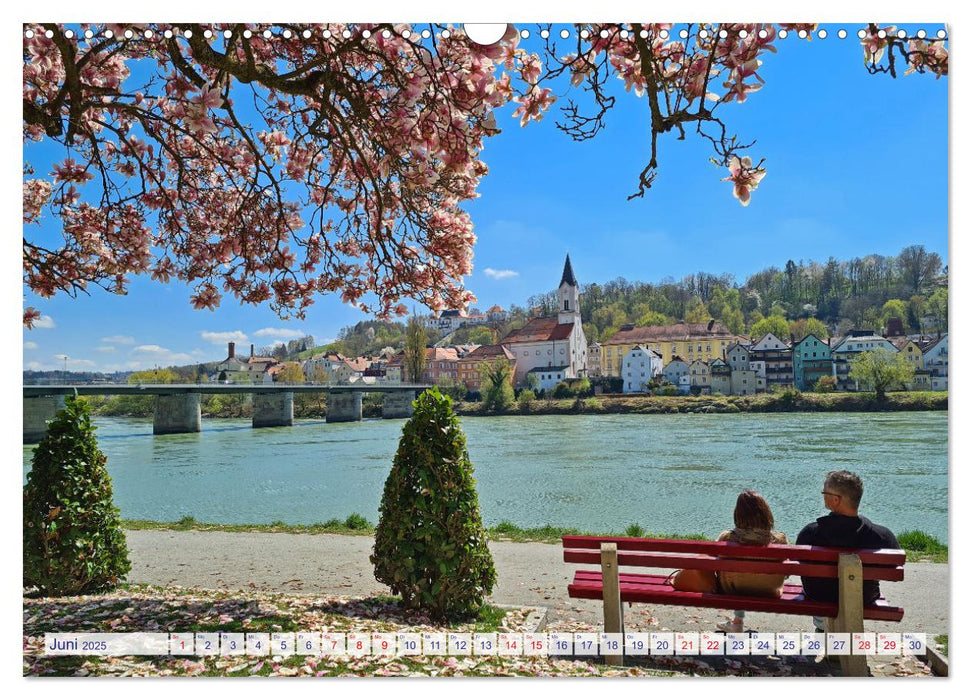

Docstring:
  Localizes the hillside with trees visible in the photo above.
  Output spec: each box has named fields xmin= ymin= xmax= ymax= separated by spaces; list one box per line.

xmin=521 ymin=244 xmax=946 ymax=344
xmin=267 ymin=244 xmax=947 ymax=365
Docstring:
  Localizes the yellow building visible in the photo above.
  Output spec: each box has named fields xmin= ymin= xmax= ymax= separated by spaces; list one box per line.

xmin=600 ymin=321 xmax=746 ymax=377
xmin=891 ymin=337 xmax=924 ymax=369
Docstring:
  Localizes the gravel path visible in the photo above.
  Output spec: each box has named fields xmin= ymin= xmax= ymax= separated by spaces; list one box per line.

xmin=125 ymin=529 xmax=949 ymax=635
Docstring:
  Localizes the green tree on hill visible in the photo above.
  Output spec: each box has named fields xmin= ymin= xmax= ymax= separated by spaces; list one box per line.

xmin=788 ymin=317 xmax=829 ymax=342
xmin=927 ymin=288 xmax=948 ymax=332
xmin=750 ymin=315 xmax=790 ymax=341
xmin=880 ymin=299 xmax=909 ymax=330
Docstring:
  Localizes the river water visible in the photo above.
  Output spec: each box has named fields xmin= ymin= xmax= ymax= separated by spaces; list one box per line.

xmin=22 ymin=412 xmax=948 ymax=542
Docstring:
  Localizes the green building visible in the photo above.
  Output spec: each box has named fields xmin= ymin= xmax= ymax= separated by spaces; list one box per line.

xmin=792 ymin=333 xmax=835 ymax=391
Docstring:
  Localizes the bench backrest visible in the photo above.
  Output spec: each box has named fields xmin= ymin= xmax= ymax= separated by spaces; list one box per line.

xmin=561 ymin=536 xmax=905 ymax=581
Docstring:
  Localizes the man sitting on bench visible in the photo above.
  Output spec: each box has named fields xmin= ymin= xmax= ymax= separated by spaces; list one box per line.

xmin=796 ymin=470 xmax=900 ymax=630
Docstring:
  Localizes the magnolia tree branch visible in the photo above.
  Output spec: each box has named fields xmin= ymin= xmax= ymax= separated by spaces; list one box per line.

xmin=23 ymin=22 xmax=529 ymax=325
xmin=23 ymin=22 xmax=947 ymax=327
xmin=510 ymin=22 xmax=947 ymax=206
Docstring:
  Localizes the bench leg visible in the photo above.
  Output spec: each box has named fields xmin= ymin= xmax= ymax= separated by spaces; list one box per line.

xmin=601 ymin=542 xmax=624 ymax=665
xmin=829 ymin=553 xmax=869 ymax=677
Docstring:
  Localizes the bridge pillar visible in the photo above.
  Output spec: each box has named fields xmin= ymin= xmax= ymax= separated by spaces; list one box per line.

xmin=23 ymin=395 xmax=66 ymax=443
xmin=326 ymin=391 xmax=362 ymax=423
xmin=382 ymin=391 xmax=416 ymax=419
xmin=153 ymin=394 xmax=202 ymax=435
xmin=253 ymin=392 xmax=294 ymax=428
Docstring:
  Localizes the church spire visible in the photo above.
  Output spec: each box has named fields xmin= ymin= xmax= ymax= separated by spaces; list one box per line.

xmin=560 ymin=253 xmax=577 ymax=287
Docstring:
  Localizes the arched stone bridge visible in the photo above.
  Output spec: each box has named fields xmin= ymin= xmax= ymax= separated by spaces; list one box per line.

xmin=22 ymin=384 xmax=432 ymax=443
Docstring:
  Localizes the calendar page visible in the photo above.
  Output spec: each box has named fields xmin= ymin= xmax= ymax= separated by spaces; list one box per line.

xmin=20 ymin=0 xmax=950 ymax=683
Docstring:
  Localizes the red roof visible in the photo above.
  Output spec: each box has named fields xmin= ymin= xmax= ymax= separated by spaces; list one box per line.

xmin=604 ymin=321 xmax=741 ymax=345
xmin=501 ymin=317 xmax=574 ymax=344
xmin=461 ymin=344 xmax=516 ymax=362
xmin=424 ymin=347 xmax=459 ymax=362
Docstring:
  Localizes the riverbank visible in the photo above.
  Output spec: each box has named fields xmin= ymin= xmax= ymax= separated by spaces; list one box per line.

xmin=87 ymin=390 xmax=947 ymax=419
xmin=457 ymin=391 xmax=947 ymax=416
xmin=122 ymin=517 xmax=948 ymax=563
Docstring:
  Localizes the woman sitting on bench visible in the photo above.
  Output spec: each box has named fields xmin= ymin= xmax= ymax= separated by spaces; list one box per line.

xmin=671 ymin=489 xmax=788 ymax=633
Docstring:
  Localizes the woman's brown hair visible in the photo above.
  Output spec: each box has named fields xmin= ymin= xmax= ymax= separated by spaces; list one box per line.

xmin=733 ymin=489 xmax=775 ymax=531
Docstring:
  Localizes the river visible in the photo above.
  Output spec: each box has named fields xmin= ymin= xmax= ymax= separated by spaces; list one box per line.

xmin=22 ymin=412 xmax=948 ymax=542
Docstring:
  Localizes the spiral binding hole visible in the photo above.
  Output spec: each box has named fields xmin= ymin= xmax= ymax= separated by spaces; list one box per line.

xmin=23 ymin=25 xmax=949 ymax=46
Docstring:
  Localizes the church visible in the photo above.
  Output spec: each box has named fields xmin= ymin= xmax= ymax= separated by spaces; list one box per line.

xmin=500 ymin=254 xmax=588 ymax=386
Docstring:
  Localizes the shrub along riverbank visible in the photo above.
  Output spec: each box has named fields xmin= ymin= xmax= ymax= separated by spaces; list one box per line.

xmin=86 ymin=390 xmax=946 ymax=419
xmin=121 ymin=517 xmax=947 ymax=563
xmin=457 ymin=390 xmax=947 ymax=416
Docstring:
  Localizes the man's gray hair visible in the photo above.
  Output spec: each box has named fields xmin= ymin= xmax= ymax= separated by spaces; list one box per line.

xmin=825 ymin=470 xmax=864 ymax=509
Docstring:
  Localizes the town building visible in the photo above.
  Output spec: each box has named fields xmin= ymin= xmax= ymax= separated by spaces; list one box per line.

xmin=215 ymin=343 xmax=279 ymax=383
xmin=486 ymin=305 xmax=507 ymax=323
xmin=792 ymin=334 xmax=835 ymax=391
xmin=709 ymin=358 xmax=732 ymax=395
xmin=830 ymin=334 xmax=898 ymax=391
xmin=662 ymin=357 xmax=690 ymax=387
xmin=527 ymin=366 xmax=569 ymax=393
xmin=421 ymin=347 xmax=460 ymax=384
xmin=921 ymin=334 xmax=948 ymax=391
xmin=725 ymin=342 xmax=752 ymax=373
xmin=621 ymin=345 xmax=663 ymax=393
xmin=586 ymin=342 xmax=603 ymax=378
xmin=731 ymin=369 xmax=765 ymax=396
xmin=500 ymin=254 xmax=587 ymax=385
xmin=600 ymin=320 xmax=744 ymax=377
xmin=891 ymin=337 xmax=925 ymax=372
xmin=428 ymin=309 xmax=470 ymax=335
xmin=749 ymin=332 xmax=794 ymax=389
xmin=457 ymin=344 xmax=517 ymax=392
xmin=689 ymin=359 xmax=711 ymax=394
xmin=302 ymin=352 xmax=364 ymax=384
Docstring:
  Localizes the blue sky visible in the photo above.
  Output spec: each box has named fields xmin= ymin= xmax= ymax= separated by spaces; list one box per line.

xmin=22 ymin=23 xmax=948 ymax=373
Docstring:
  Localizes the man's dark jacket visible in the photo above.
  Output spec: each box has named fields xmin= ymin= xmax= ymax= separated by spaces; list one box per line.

xmin=796 ymin=513 xmax=899 ymax=604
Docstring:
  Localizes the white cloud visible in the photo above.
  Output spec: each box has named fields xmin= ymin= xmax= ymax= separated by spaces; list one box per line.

xmin=130 ymin=345 xmax=195 ymax=366
xmin=51 ymin=354 xmax=96 ymax=368
xmin=97 ymin=346 xmax=116 ymax=353
xmin=201 ymin=330 xmax=248 ymax=345
xmin=23 ymin=341 xmax=38 ymax=350
xmin=32 ymin=315 xmax=55 ymax=329
xmin=254 ymin=327 xmax=305 ymax=339
xmin=101 ymin=335 xmax=136 ymax=345
xmin=132 ymin=345 xmax=169 ymax=356
xmin=483 ymin=268 xmax=519 ymax=280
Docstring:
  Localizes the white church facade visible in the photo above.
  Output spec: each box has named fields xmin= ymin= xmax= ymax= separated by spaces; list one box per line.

xmin=500 ymin=255 xmax=588 ymax=386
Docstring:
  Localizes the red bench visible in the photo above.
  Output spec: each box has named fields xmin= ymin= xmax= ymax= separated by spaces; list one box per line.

xmin=563 ymin=536 xmax=906 ymax=676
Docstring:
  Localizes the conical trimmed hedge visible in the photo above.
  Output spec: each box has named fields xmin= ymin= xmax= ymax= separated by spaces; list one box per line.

xmin=24 ymin=396 xmax=131 ymax=596
xmin=371 ymin=388 xmax=496 ymax=620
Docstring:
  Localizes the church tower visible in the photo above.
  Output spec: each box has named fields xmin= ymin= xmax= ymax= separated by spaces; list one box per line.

xmin=557 ymin=253 xmax=581 ymax=325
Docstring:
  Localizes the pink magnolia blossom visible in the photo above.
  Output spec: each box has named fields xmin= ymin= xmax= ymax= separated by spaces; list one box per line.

xmin=722 ymin=156 xmax=766 ymax=206
xmin=862 ymin=25 xmax=896 ymax=64
xmin=23 ymin=23 xmax=542 ymax=321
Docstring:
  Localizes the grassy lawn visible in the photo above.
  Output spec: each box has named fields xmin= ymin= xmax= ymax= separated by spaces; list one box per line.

xmin=122 ymin=517 xmax=946 ymax=562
